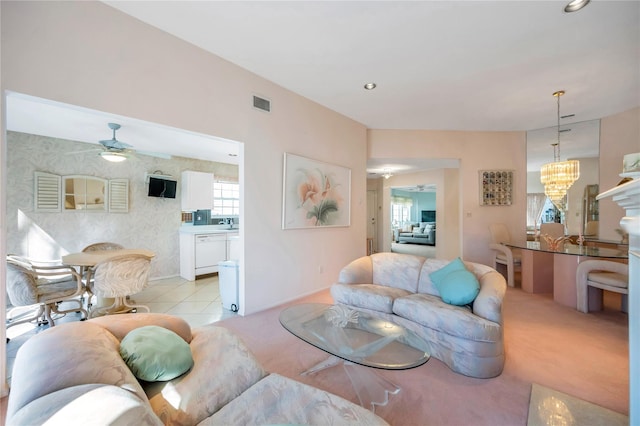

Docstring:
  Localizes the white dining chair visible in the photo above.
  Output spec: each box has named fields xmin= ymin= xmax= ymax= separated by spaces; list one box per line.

xmin=89 ymin=253 xmax=152 ymax=317
xmin=488 ymin=224 xmax=521 ymax=288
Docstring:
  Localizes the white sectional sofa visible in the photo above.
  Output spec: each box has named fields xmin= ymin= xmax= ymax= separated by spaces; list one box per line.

xmin=397 ymin=222 xmax=436 ymax=245
xmin=6 ymin=313 xmax=388 ymax=425
xmin=331 ymin=252 xmax=507 ymax=378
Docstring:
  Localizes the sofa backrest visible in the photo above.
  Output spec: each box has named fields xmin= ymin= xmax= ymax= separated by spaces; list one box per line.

xmin=370 ymin=252 xmax=426 ymax=293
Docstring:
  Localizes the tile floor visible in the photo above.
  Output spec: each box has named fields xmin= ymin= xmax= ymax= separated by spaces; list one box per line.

xmin=5 ymin=274 xmax=236 ymax=383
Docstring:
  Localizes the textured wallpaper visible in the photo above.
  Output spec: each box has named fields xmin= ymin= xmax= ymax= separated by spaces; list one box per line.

xmin=7 ymin=131 xmax=238 ymax=279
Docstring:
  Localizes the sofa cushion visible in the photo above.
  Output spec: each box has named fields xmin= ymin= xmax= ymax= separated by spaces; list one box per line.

xmin=429 ymin=257 xmax=467 ymax=286
xmin=435 ymin=269 xmax=480 ymax=306
xmin=8 ymin=384 xmax=162 ymax=426
xmin=371 ymin=252 xmax=426 ymax=292
xmin=6 ymin=321 xmax=148 ymax=420
xmin=147 ymin=325 xmax=267 ymax=425
xmin=120 ymin=325 xmax=194 ymax=382
xmin=201 ymin=373 xmax=389 ymax=426
xmin=418 ymin=258 xmax=485 ymax=296
xmin=331 ymin=283 xmax=411 ymax=314
xmin=393 ymin=293 xmax=502 ymax=342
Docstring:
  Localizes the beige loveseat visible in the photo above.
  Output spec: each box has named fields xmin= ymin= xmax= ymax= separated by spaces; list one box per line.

xmin=6 ymin=313 xmax=388 ymax=425
xmin=331 ymin=253 xmax=507 ymax=378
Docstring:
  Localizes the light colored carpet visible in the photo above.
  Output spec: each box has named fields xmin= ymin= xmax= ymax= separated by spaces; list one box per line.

xmin=528 ymin=383 xmax=628 ymax=426
xmin=217 ymin=287 xmax=629 ymax=425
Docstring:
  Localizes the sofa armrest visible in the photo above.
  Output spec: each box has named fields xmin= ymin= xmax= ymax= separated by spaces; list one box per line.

xmin=472 ymin=271 xmax=507 ymax=324
xmin=337 ymin=256 xmax=373 ymax=284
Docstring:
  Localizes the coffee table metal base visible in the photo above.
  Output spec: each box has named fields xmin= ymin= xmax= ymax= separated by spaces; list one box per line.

xmin=302 ymin=355 xmax=401 ymax=412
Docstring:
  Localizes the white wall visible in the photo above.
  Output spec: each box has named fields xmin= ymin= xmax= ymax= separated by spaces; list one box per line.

xmin=0 ymin=2 xmax=367 ymax=314
xmin=368 ymin=129 xmax=527 ymax=266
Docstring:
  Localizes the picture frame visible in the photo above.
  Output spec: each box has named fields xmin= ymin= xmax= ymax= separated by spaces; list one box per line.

xmin=479 ymin=170 xmax=513 ymax=206
xmin=282 ymin=153 xmax=351 ymax=229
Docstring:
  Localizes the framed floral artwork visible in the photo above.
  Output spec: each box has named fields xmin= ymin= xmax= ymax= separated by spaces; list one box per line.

xmin=282 ymin=153 xmax=351 ymax=229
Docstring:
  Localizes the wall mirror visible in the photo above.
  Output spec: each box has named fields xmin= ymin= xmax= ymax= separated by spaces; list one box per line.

xmin=526 ymin=119 xmax=600 ymax=238
xmin=63 ymin=175 xmax=107 ymax=211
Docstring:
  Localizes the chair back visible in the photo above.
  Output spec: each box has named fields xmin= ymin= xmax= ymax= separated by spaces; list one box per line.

xmin=82 ymin=242 xmax=124 ymax=252
xmin=489 ymin=224 xmax=511 ymax=244
xmin=92 ymin=254 xmax=152 ymax=298
xmin=5 ymin=259 xmax=39 ymax=306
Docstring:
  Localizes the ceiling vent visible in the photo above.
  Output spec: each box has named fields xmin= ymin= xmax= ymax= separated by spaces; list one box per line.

xmin=253 ymin=95 xmax=271 ymax=112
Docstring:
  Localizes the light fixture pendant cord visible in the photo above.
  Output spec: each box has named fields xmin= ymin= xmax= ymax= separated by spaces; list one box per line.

xmin=555 ymin=92 xmax=562 ymax=162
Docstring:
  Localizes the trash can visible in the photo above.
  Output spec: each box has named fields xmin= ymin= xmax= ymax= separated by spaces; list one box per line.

xmin=218 ymin=260 xmax=239 ymax=312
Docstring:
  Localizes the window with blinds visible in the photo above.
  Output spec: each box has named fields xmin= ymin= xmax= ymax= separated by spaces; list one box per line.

xmin=34 ymin=172 xmax=62 ymax=212
xmin=108 ymin=179 xmax=129 ymax=213
xmin=34 ymin=172 xmax=129 ymax=213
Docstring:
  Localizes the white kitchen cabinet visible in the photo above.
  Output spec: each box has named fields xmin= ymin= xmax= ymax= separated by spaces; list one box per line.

xmin=181 ymin=170 xmax=213 ymax=211
xmin=179 ymin=228 xmax=239 ymax=281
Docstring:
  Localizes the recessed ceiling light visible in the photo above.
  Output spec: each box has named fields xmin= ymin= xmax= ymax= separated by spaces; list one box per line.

xmin=364 ymin=83 xmax=377 ymax=90
xmin=564 ymin=0 xmax=590 ymax=13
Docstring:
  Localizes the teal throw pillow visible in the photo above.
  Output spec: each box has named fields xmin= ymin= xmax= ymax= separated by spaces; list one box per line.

xmin=120 ymin=325 xmax=194 ymax=382
xmin=435 ymin=269 xmax=481 ymax=306
xmin=429 ymin=257 xmax=467 ymax=286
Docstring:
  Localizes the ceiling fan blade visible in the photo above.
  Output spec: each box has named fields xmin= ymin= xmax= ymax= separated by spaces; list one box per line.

xmin=99 ymin=139 xmax=132 ymax=150
xmin=137 ymin=150 xmax=172 ymax=160
xmin=67 ymin=148 xmax=102 ymax=155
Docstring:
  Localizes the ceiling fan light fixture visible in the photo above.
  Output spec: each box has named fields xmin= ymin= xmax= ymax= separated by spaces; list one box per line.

xmin=100 ymin=151 xmax=128 ymax=162
xmin=564 ymin=0 xmax=590 ymax=13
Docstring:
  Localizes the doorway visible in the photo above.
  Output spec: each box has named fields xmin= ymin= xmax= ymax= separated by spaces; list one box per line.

xmin=367 ymin=190 xmax=378 ymax=254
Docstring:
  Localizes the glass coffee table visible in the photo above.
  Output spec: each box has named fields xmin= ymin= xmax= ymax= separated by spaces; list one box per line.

xmin=279 ymin=303 xmax=429 ymax=411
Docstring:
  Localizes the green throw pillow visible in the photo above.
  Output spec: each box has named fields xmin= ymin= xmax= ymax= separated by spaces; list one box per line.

xmin=429 ymin=257 xmax=467 ymax=286
xmin=435 ymin=269 xmax=480 ymax=306
xmin=120 ymin=325 xmax=194 ymax=382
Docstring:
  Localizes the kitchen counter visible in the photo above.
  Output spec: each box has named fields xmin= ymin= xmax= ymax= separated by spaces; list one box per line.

xmin=179 ymin=225 xmax=239 ymax=234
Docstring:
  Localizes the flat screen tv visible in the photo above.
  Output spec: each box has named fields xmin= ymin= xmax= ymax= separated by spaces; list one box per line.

xmin=421 ymin=210 xmax=436 ymax=222
xmin=148 ymin=177 xmax=177 ymax=199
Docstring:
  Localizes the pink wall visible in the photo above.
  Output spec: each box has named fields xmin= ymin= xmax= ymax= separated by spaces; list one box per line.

xmin=0 ymin=1 xmax=368 ymax=318
xmin=368 ymin=129 xmax=527 ymax=266
xmin=599 ymin=107 xmax=640 ymax=241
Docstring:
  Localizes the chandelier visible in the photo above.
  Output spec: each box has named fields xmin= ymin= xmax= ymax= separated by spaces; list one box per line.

xmin=382 ymin=169 xmax=393 ymax=179
xmin=540 ymin=90 xmax=580 ymax=211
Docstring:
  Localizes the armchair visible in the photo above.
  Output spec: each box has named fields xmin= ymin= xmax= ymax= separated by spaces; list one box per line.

xmin=6 ymin=256 xmax=88 ymax=329
xmin=488 ymin=224 xmax=521 ymax=288
xmin=576 ymin=260 xmax=628 ymax=313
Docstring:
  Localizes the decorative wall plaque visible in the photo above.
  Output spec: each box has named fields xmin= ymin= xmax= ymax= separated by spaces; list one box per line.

xmin=479 ymin=170 xmax=513 ymax=206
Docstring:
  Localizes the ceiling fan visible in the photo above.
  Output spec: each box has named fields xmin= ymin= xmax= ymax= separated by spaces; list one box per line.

xmin=69 ymin=122 xmax=171 ymax=162
xmin=98 ymin=123 xmax=133 ymax=162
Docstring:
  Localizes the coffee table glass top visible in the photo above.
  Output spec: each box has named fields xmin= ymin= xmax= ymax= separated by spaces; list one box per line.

xmin=280 ymin=303 xmax=429 ymax=369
